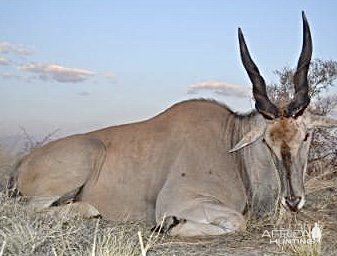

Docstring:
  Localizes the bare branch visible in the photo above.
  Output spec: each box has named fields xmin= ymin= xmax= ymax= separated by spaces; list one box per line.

xmin=267 ymin=58 xmax=337 ymax=115
xmin=19 ymin=127 xmax=59 ymax=153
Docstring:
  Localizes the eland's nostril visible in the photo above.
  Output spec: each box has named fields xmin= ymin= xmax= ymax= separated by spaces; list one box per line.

xmin=285 ymin=196 xmax=302 ymax=212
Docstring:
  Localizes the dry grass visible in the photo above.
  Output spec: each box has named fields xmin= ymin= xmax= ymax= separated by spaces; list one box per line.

xmin=0 ymin=147 xmax=16 ymax=189
xmin=0 ymin=190 xmax=150 ymax=255
xmin=0 ymin=148 xmax=337 ymax=255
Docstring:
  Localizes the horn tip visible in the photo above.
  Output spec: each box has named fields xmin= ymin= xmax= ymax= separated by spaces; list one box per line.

xmin=238 ymin=27 xmax=243 ymax=35
xmin=301 ymin=11 xmax=308 ymax=22
xmin=238 ymin=27 xmax=244 ymax=41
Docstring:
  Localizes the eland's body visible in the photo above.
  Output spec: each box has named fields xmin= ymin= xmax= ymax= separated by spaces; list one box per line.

xmin=14 ymin=12 xmax=337 ymax=236
xmin=18 ymin=101 xmax=275 ymax=234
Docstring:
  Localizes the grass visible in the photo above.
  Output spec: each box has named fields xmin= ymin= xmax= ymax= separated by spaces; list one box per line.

xmin=0 ymin=191 xmax=147 ymax=255
xmin=0 ymin=147 xmax=337 ymax=255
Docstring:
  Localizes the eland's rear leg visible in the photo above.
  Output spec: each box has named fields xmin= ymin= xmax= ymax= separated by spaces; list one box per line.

xmin=16 ymin=136 xmax=106 ymax=212
xmin=39 ymin=202 xmax=101 ymax=218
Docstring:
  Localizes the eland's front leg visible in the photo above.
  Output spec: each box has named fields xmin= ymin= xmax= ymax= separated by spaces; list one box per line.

xmin=157 ymin=201 xmax=246 ymax=237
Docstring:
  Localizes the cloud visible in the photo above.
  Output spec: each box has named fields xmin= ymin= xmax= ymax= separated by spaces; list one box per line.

xmin=187 ymin=81 xmax=250 ymax=98
xmin=102 ymin=71 xmax=117 ymax=83
xmin=0 ymin=57 xmax=10 ymax=65
xmin=0 ymin=41 xmax=115 ymax=84
xmin=0 ymin=41 xmax=32 ymax=56
xmin=20 ymin=63 xmax=95 ymax=83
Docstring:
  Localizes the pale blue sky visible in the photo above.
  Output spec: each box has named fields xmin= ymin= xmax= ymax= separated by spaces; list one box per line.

xmin=1 ymin=1 xmax=337 ymax=139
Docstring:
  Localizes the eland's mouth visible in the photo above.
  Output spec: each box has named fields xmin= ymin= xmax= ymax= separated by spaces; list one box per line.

xmin=281 ymin=196 xmax=305 ymax=212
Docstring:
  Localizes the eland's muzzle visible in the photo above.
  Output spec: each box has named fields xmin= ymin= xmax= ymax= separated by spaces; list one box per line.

xmin=284 ymin=196 xmax=304 ymax=212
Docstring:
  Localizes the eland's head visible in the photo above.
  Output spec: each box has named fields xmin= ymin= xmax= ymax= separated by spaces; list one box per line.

xmin=231 ymin=12 xmax=337 ymax=212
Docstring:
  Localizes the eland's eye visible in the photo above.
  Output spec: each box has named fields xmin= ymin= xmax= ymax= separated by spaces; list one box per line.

xmin=303 ymin=133 xmax=309 ymax=142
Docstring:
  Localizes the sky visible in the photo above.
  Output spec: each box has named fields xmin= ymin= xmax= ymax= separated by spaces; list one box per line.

xmin=1 ymin=1 xmax=337 ymax=144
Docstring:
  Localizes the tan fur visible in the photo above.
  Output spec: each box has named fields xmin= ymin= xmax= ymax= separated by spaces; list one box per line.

xmin=15 ymin=99 xmax=337 ymax=236
xmin=16 ymin=100 xmax=250 ymax=236
xmin=269 ymin=118 xmax=298 ymax=144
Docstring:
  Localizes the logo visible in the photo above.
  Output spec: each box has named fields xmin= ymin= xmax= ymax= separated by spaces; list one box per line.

xmin=262 ymin=222 xmax=322 ymax=246
xmin=311 ymin=222 xmax=322 ymax=242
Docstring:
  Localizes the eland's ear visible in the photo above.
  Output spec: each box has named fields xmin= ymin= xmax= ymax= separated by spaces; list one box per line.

xmin=306 ymin=113 xmax=337 ymax=129
xmin=229 ymin=125 xmax=265 ymax=153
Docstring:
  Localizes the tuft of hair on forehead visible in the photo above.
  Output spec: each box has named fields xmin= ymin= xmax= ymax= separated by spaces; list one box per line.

xmin=269 ymin=117 xmax=298 ymax=143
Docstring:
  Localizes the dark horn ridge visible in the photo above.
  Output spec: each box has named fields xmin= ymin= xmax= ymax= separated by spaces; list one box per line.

xmin=238 ymin=27 xmax=279 ymax=120
xmin=286 ymin=11 xmax=312 ymax=118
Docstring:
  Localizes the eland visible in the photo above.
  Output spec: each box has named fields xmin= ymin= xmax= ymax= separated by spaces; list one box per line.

xmin=13 ymin=12 xmax=337 ymax=236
